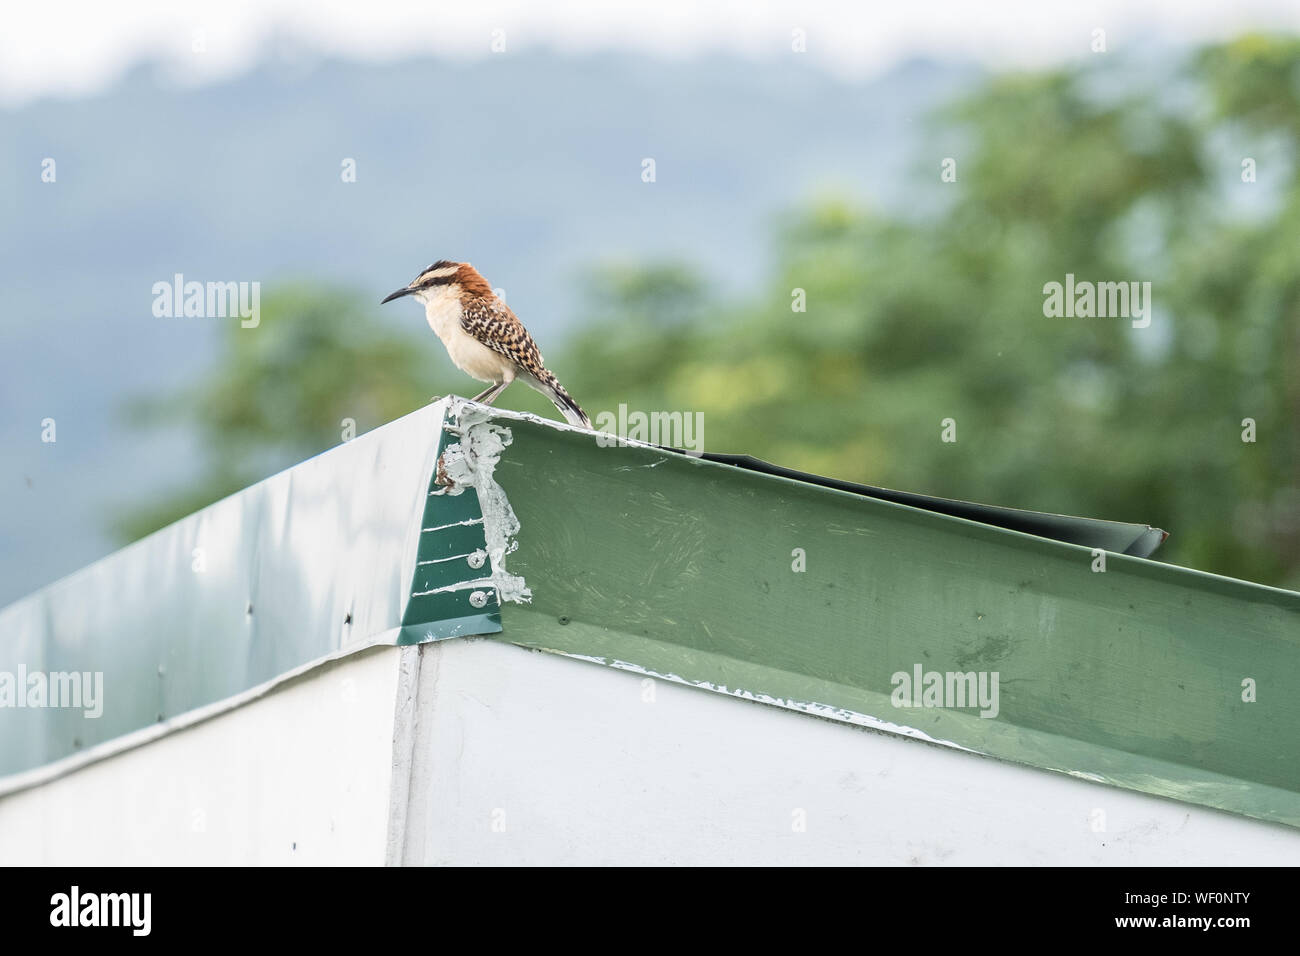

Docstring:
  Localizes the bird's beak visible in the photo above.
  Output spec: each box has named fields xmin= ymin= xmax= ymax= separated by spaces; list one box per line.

xmin=381 ymin=286 xmax=417 ymax=304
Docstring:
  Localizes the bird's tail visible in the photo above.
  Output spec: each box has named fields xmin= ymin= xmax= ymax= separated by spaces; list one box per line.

xmin=528 ymin=370 xmax=592 ymax=429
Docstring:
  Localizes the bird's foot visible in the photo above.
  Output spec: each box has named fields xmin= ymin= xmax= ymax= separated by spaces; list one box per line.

xmin=471 ymin=382 xmax=509 ymax=405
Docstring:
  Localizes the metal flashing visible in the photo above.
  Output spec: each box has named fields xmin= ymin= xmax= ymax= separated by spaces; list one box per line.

xmin=2 ymin=398 xmax=1296 ymax=833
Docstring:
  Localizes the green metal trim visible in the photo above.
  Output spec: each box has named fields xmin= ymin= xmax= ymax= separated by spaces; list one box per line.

xmin=485 ymin=415 xmax=1300 ymax=829
xmin=699 ymin=453 xmax=1167 ymax=557
xmin=396 ymin=615 xmax=500 ymax=645
xmin=4 ymin=397 xmax=1296 ymax=832
xmin=399 ymin=403 xmax=503 ymax=642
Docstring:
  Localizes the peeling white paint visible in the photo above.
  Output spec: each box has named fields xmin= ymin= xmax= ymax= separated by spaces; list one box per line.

xmin=554 ymin=652 xmax=983 ymax=755
xmin=448 ymin=396 xmax=678 ymax=455
xmin=417 ymin=550 xmax=485 ymax=567
xmin=435 ymin=402 xmax=532 ymax=604
xmin=1064 ymin=769 xmax=1109 ymax=784
xmin=432 ymin=397 xmax=983 ymax=756
xmin=412 ymin=581 xmax=497 ymax=598
xmin=421 ymin=517 xmax=484 ymax=531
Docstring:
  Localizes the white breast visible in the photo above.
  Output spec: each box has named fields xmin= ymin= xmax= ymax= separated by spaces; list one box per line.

xmin=420 ymin=288 xmax=515 ymax=385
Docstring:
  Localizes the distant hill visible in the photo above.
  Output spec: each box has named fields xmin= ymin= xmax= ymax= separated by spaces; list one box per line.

xmin=0 ymin=51 xmax=977 ymax=604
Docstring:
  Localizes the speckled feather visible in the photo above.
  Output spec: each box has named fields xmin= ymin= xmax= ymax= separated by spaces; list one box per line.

xmin=458 ymin=296 xmax=550 ymax=382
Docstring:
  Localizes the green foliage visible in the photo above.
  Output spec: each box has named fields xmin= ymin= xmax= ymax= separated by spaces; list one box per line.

xmin=120 ymin=36 xmax=1300 ymax=590
xmin=115 ymin=285 xmax=436 ymax=540
xmin=562 ymin=38 xmax=1300 ymax=589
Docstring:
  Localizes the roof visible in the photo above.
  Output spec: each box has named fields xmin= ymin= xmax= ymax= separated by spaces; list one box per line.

xmin=2 ymin=397 xmax=1297 ymax=828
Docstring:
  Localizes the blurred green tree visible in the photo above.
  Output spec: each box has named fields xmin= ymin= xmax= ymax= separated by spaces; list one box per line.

xmin=120 ymin=36 xmax=1300 ymax=589
xmin=561 ymin=37 xmax=1299 ymax=589
xmin=115 ymin=285 xmax=435 ymax=540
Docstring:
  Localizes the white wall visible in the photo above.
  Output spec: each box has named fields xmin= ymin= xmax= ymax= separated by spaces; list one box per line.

xmin=0 ymin=645 xmax=400 ymax=865
xmin=396 ymin=639 xmax=1300 ymax=865
xmin=4 ymin=636 xmax=1298 ymax=865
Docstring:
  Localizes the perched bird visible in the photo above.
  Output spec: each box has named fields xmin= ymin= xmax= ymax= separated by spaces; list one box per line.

xmin=382 ymin=260 xmax=591 ymax=428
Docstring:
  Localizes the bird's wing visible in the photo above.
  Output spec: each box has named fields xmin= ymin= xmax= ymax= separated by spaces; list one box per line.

xmin=459 ymin=297 xmax=547 ymax=378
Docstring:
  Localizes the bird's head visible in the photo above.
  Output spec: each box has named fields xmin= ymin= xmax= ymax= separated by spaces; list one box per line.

xmin=381 ymin=260 xmax=492 ymax=305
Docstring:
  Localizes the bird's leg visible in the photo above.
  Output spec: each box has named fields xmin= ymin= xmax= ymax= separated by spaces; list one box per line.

xmin=472 ymin=382 xmax=509 ymax=405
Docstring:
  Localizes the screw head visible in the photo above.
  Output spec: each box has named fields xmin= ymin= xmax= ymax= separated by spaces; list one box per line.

xmin=467 ymin=549 xmax=487 ymax=570
xmin=469 ymin=590 xmax=489 ymax=608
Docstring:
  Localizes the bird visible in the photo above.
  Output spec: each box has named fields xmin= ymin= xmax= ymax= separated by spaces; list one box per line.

xmin=381 ymin=260 xmax=591 ymax=428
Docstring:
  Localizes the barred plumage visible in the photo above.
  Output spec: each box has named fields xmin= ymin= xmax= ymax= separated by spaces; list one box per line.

xmin=459 ymin=297 xmax=548 ymax=380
